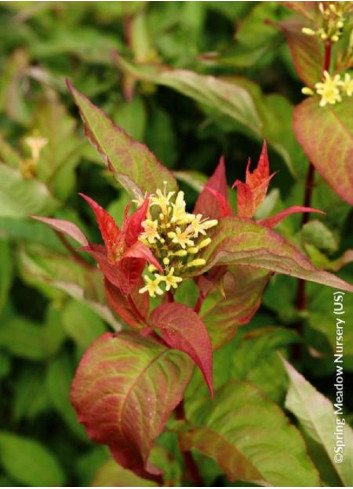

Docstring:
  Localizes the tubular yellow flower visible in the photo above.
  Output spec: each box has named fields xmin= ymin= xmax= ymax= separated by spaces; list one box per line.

xmin=150 ymin=181 xmax=175 ymax=214
xmin=168 ymin=227 xmax=195 ymax=249
xmin=301 ymin=87 xmax=314 ymax=96
xmin=188 ymin=214 xmax=218 ymax=237
xmin=187 ymin=246 xmax=199 ymax=254
xmin=138 ymin=185 xmax=218 ymax=297
xmin=141 ymin=219 xmax=160 ymax=244
xmin=198 ymin=237 xmax=211 ymax=249
xmin=302 ymin=2 xmax=349 ymax=43
xmin=158 ymin=267 xmax=183 ymax=291
xmin=171 ymin=191 xmax=188 ymax=223
xmin=139 ymin=275 xmax=164 ymax=298
xmin=315 ymin=71 xmax=342 ymax=107
xmin=24 ymin=136 xmax=48 ymax=162
xmin=186 ymin=258 xmax=206 ymax=268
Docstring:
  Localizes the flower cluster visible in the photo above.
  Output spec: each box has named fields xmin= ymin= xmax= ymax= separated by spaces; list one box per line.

xmin=138 ymin=182 xmax=218 ymax=297
xmin=302 ymin=71 xmax=353 ymax=107
xmin=302 ymin=2 xmax=351 ymax=43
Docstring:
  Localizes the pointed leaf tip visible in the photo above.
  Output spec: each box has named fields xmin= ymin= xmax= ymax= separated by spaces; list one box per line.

xmin=194 ymin=155 xmax=232 ymax=219
xmin=32 ymin=215 xmax=89 ymax=247
xmin=79 ymin=193 xmax=120 ymax=255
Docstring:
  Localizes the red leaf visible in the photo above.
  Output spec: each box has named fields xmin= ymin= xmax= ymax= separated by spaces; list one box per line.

xmin=122 ymin=241 xmax=163 ymax=273
xmin=80 ymin=193 xmax=120 ymax=258
xmin=82 ymin=245 xmax=141 ymax=295
xmin=122 ymin=198 xmax=149 ymax=248
xmin=245 ymin=142 xmax=273 ymax=208
xmin=279 ymin=17 xmax=323 ymax=87
xmin=71 ymin=331 xmax=193 ymax=479
xmin=259 ymin=206 xmax=325 ymax=228
xmin=104 ymin=279 xmax=148 ymax=327
xmin=233 ymin=180 xmax=255 ymax=218
xmin=202 ymin=267 xmax=270 ymax=349
xmin=32 ymin=216 xmax=89 ymax=246
xmin=149 ymin=303 xmax=213 ymax=396
xmin=294 ymin=97 xmax=353 ymax=206
xmin=194 ymin=157 xmax=232 ymax=219
xmin=233 ymin=142 xmax=274 ymax=218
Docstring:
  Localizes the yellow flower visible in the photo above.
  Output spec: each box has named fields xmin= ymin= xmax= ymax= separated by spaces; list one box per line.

xmin=150 ymin=181 xmax=175 ymax=214
xmin=315 ymin=71 xmax=342 ymax=107
xmin=187 ymin=214 xmax=218 ymax=238
xmin=139 ymin=275 xmax=164 ymax=298
xmin=340 ymin=73 xmax=353 ymax=96
xmin=168 ymin=227 xmax=194 ymax=249
xmin=301 ymin=87 xmax=314 ymax=96
xmin=24 ymin=136 xmax=48 ymax=162
xmin=138 ymin=184 xmax=219 ymax=296
xmin=158 ymin=267 xmax=183 ymax=291
xmin=186 ymin=258 xmax=206 ymax=268
xmin=141 ymin=219 xmax=160 ymax=244
xmin=171 ymin=191 xmax=188 ymax=223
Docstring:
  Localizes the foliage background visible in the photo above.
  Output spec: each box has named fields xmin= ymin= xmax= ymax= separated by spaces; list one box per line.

xmin=0 ymin=2 xmax=352 ymax=486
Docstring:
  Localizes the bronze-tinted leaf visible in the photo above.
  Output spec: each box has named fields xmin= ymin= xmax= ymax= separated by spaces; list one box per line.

xmin=71 ymin=331 xmax=193 ymax=479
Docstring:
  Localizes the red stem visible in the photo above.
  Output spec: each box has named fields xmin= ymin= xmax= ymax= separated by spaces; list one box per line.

xmin=294 ymin=40 xmax=332 ymax=342
xmin=194 ymin=291 xmax=204 ymax=314
xmin=324 ymin=42 xmax=331 ymax=72
xmin=175 ymin=401 xmax=203 ymax=486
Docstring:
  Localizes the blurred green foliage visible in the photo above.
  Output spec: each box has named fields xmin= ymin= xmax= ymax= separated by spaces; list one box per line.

xmin=0 ymin=2 xmax=352 ymax=486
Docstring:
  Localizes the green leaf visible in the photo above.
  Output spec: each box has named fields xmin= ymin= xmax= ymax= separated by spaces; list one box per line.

xmin=0 ymin=165 xmax=59 ymax=218
xmin=32 ymin=92 xmax=82 ymax=199
xmin=294 ymin=97 xmax=353 ymax=205
xmin=0 ymin=432 xmax=65 ymax=486
xmin=117 ymin=57 xmax=262 ymax=137
xmin=230 ymin=327 xmax=299 ymax=402
xmin=45 ymin=351 xmax=88 ymax=440
xmin=116 ymin=57 xmax=308 ymax=178
xmin=198 ymin=216 xmax=353 ymax=292
xmin=92 ymin=458 xmax=157 ymax=487
xmin=302 ymin=219 xmax=338 ymax=254
xmin=113 ymin=97 xmax=147 ymax=142
xmin=0 ymin=216 xmax=65 ymax=251
xmin=13 ymin=366 xmax=50 ymax=422
xmin=71 ymin=331 xmax=193 ymax=478
xmin=0 ymin=240 xmax=13 ymax=312
xmin=76 ymin=447 xmax=109 ymax=487
xmin=182 ymin=381 xmax=320 ymax=486
xmin=282 ymin=358 xmax=353 ymax=486
xmin=0 ymin=351 xmax=11 ymax=379
xmin=18 ymin=245 xmax=120 ymax=330
xmin=307 ymin=281 xmax=353 ymax=357
xmin=68 ymin=81 xmax=178 ymax=199
xmin=62 ymin=299 xmax=106 ymax=350
xmin=0 ymin=316 xmax=49 ymax=361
